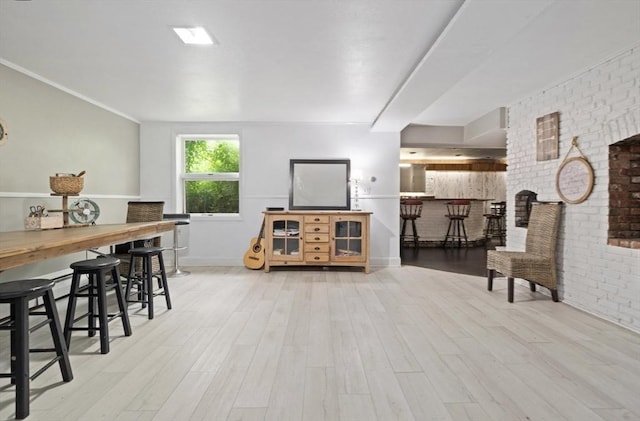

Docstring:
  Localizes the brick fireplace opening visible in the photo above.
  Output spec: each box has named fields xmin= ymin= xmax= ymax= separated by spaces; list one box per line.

xmin=608 ymin=134 xmax=640 ymax=249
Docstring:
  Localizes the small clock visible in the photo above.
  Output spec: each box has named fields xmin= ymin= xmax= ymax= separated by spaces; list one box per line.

xmin=0 ymin=118 xmax=8 ymax=146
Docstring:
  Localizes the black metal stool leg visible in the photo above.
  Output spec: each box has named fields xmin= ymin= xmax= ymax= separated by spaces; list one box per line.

xmin=43 ymin=289 xmax=73 ymax=382
xmin=96 ymin=272 xmax=110 ymax=354
xmin=14 ymin=297 xmax=29 ymax=419
xmin=63 ymin=272 xmax=81 ymax=347
xmin=157 ymin=252 xmax=172 ymax=309
xmin=443 ymin=218 xmax=453 ymax=247
xmin=411 ymin=220 xmax=419 ymax=249
xmin=111 ymin=266 xmax=132 ymax=336
xmin=145 ymin=256 xmax=154 ymax=319
xmin=88 ymin=274 xmax=97 ymax=338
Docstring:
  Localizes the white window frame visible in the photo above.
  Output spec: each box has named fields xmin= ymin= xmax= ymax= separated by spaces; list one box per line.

xmin=177 ymin=134 xmax=241 ymax=217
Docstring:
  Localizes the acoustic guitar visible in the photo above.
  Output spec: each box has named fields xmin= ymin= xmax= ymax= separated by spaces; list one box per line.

xmin=243 ymin=218 xmax=265 ymax=270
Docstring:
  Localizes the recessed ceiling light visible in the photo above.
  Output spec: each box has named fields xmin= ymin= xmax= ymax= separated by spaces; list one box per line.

xmin=172 ymin=27 xmax=215 ymax=45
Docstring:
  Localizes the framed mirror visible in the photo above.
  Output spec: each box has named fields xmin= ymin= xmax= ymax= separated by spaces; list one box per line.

xmin=289 ymin=159 xmax=351 ymax=210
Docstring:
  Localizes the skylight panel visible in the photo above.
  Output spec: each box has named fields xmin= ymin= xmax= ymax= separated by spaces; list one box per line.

xmin=173 ymin=27 xmax=214 ymax=45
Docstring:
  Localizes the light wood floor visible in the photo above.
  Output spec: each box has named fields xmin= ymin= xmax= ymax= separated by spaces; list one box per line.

xmin=1 ymin=265 xmax=639 ymax=421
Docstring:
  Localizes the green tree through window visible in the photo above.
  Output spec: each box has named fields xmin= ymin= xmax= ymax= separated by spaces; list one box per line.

xmin=182 ymin=136 xmax=240 ymax=214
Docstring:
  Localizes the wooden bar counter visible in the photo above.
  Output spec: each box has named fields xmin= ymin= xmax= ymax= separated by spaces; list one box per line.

xmin=401 ymin=198 xmax=489 ymax=246
xmin=0 ymin=221 xmax=175 ymax=272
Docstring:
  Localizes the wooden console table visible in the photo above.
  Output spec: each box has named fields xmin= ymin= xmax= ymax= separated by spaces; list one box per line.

xmin=263 ymin=211 xmax=371 ymax=273
xmin=0 ymin=221 xmax=175 ymax=272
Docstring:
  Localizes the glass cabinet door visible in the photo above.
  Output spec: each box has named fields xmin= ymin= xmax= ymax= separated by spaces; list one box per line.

xmin=331 ymin=216 xmax=365 ymax=262
xmin=269 ymin=216 xmax=302 ymax=261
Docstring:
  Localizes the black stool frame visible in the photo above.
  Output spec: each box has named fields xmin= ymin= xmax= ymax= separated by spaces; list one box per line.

xmin=64 ymin=257 xmax=132 ymax=354
xmin=125 ymin=247 xmax=172 ymax=320
xmin=0 ymin=279 xmax=73 ymax=419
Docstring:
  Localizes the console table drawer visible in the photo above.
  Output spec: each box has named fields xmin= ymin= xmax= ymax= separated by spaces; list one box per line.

xmin=305 ymin=233 xmax=329 ymax=243
xmin=305 ymin=243 xmax=330 ymax=253
xmin=305 ymin=252 xmax=329 ymax=263
xmin=304 ymin=215 xmax=329 ymax=224
xmin=305 ymin=224 xmax=329 ymax=234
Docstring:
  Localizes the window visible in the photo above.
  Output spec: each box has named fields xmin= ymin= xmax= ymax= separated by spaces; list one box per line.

xmin=179 ymin=134 xmax=240 ymax=214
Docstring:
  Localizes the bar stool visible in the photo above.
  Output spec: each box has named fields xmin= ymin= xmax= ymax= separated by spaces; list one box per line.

xmin=400 ymin=199 xmax=423 ymax=251
xmin=443 ymin=199 xmax=471 ymax=248
xmin=0 ymin=279 xmax=73 ymax=419
xmin=125 ymin=246 xmax=172 ymax=320
xmin=163 ymin=213 xmax=191 ymax=277
xmin=484 ymin=201 xmax=506 ymax=246
xmin=64 ymin=256 xmax=132 ymax=354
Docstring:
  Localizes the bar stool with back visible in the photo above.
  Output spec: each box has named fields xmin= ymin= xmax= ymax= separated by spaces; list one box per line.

xmin=483 ymin=201 xmax=506 ymax=246
xmin=443 ymin=199 xmax=471 ymax=248
xmin=400 ymin=199 xmax=423 ymax=251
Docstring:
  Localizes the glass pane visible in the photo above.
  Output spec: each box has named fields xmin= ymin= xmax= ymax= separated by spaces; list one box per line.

xmin=273 ymin=238 xmax=286 ymax=255
xmin=287 ymin=239 xmax=300 ymax=255
xmin=350 ymin=239 xmax=362 ymax=254
xmin=335 ymin=221 xmax=349 ymax=237
xmin=185 ymin=138 xmax=239 ymax=173
xmin=349 ymin=222 xmax=362 ymax=237
xmin=273 ymin=219 xmax=300 ymax=237
xmin=335 ymin=239 xmax=362 ymax=256
xmin=185 ymin=180 xmax=239 ymax=213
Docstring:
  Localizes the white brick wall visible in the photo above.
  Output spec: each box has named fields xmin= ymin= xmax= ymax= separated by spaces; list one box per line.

xmin=506 ymin=47 xmax=640 ymax=333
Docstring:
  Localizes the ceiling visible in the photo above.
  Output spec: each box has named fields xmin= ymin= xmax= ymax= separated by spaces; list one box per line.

xmin=1 ymin=1 xmax=639 ymax=148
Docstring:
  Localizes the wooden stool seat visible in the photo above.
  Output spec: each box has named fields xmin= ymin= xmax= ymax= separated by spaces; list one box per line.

xmin=0 ymin=279 xmax=73 ymax=419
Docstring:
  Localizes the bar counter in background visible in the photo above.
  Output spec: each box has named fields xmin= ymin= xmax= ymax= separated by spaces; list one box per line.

xmin=401 ymin=197 xmax=491 ymax=246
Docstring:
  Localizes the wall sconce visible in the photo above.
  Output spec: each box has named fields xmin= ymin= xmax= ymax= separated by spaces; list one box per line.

xmin=351 ymin=169 xmax=363 ymax=210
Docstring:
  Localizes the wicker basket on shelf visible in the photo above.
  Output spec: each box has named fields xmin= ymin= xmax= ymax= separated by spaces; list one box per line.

xmin=49 ymin=176 xmax=84 ymax=195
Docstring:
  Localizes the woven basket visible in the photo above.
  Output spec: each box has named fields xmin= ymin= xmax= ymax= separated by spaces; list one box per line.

xmin=50 ymin=176 xmax=84 ymax=194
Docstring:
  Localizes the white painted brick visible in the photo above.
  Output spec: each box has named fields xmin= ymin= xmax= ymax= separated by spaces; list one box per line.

xmin=506 ymin=46 xmax=640 ymax=333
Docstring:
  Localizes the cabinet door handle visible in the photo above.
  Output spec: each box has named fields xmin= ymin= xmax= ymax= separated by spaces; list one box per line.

xmin=315 ymin=237 xmax=320 ymax=241
xmin=314 ymin=256 xmax=320 ymax=260
xmin=314 ymin=218 xmax=320 ymax=222
xmin=314 ymin=246 xmax=320 ymax=251
xmin=314 ymin=227 xmax=320 ymax=231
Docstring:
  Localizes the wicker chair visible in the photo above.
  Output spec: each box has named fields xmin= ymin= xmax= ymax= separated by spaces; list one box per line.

xmin=487 ymin=202 xmax=562 ymax=302
xmin=112 ymin=201 xmax=165 ymax=276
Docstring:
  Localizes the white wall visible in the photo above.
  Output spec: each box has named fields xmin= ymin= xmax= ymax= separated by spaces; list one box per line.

xmin=0 ymin=64 xmax=140 ymax=284
xmin=140 ymin=122 xmax=401 ymax=268
xmin=506 ymin=47 xmax=640 ymax=332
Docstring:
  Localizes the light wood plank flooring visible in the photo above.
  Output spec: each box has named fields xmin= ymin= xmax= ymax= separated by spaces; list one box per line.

xmin=1 ymin=265 xmax=639 ymax=421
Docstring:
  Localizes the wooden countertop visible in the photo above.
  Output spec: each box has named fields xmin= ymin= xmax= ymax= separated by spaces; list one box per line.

xmin=401 ymin=197 xmax=492 ymax=201
xmin=0 ymin=221 xmax=175 ymax=272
